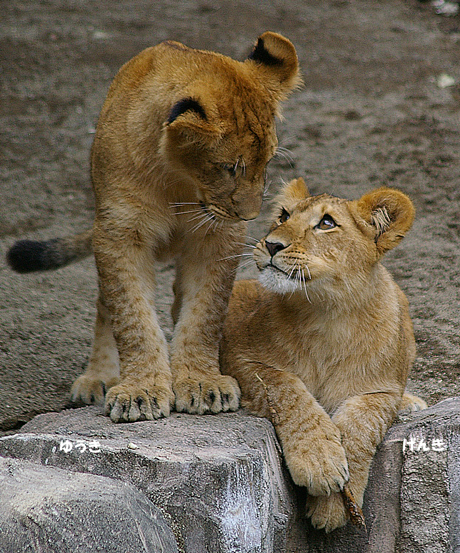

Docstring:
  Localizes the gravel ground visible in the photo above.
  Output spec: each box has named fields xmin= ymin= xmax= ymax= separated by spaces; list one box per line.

xmin=1 ymin=0 xmax=459 ymax=433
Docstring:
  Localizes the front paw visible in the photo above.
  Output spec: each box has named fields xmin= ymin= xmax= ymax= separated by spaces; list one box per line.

xmin=105 ymin=383 xmax=174 ymax=423
xmin=306 ymin=492 xmax=348 ymax=533
xmin=286 ymin=435 xmax=349 ymax=497
xmin=174 ymin=374 xmax=241 ymax=414
xmin=70 ymin=375 xmax=119 ymax=406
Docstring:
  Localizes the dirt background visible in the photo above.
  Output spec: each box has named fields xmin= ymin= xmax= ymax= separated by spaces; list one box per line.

xmin=1 ymin=0 xmax=459 ymax=434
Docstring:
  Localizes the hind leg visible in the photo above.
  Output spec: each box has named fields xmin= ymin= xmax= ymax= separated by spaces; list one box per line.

xmin=171 ymin=266 xmax=183 ymax=327
xmin=399 ymin=391 xmax=427 ymax=412
xmin=70 ymin=295 xmax=119 ymax=406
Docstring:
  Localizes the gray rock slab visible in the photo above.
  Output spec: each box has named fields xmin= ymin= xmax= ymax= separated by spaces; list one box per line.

xmin=0 ymin=400 xmax=459 ymax=552
xmin=297 ymin=397 xmax=460 ymax=553
xmin=0 ymin=407 xmax=297 ymax=553
xmin=362 ymin=397 xmax=460 ymax=553
xmin=387 ymin=397 xmax=460 ymax=553
xmin=0 ymin=456 xmax=178 ymax=553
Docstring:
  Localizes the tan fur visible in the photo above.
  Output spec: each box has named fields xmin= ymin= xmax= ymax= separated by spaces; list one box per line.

xmin=66 ymin=33 xmax=301 ymax=422
xmin=220 ymin=178 xmax=426 ymax=532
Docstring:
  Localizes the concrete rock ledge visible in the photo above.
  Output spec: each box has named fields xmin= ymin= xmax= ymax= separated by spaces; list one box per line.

xmin=0 ymin=399 xmax=459 ymax=553
xmin=0 ymin=408 xmax=296 ymax=553
xmin=0 ymin=457 xmax=178 ymax=553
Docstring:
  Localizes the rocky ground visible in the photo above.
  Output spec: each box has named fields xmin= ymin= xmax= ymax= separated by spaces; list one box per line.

xmin=1 ymin=0 xmax=459 ymax=433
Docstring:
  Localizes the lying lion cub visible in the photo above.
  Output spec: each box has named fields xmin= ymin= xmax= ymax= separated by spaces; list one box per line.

xmin=220 ymin=178 xmax=426 ymax=532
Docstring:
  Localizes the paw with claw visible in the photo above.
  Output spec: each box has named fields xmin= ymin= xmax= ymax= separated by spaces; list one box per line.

xmin=173 ymin=374 xmax=241 ymax=414
xmin=104 ymin=383 xmax=174 ymax=423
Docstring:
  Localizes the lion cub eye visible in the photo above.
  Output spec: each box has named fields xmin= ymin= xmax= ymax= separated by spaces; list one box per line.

xmin=316 ymin=214 xmax=337 ymax=230
xmin=221 ymin=163 xmax=237 ymax=176
xmin=279 ymin=208 xmax=290 ymax=224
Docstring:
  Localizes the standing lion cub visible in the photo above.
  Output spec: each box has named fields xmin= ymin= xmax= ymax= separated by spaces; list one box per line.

xmin=7 ymin=33 xmax=300 ymax=422
xmin=220 ymin=178 xmax=426 ymax=532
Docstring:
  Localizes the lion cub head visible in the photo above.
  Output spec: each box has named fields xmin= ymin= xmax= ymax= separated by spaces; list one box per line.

xmin=162 ymin=32 xmax=301 ymax=222
xmin=254 ymin=178 xmax=415 ymax=301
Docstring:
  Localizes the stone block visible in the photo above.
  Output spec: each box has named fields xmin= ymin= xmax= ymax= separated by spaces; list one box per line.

xmin=387 ymin=397 xmax=460 ymax=553
xmin=0 ymin=456 xmax=177 ymax=553
xmin=0 ymin=400 xmax=459 ymax=552
xmin=0 ymin=407 xmax=296 ymax=552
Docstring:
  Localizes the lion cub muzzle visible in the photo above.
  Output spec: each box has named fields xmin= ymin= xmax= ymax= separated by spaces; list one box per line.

xmin=265 ymin=240 xmax=288 ymax=258
xmin=231 ymin=185 xmax=264 ymax=222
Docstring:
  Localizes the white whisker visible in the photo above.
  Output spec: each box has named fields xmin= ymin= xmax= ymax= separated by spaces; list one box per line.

xmin=300 ymin=265 xmax=312 ymax=303
xmin=275 ymin=146 xmax=295 ymax=165
xmin=234 ymin=237 xmax=258 ymax=247
xmin=218 ymin=253 xmax=254 ymax=262
xmin=204 ymin=217 xmax=217 ymax=236
xmin=237 ymin=258 xmax=256 ymax=270
xmin=287 ymin=262 xmax=299 ymax=298
xmin=263 ymin=191 xmax=273 ymax=201
xmin=191 ymin=214 xmax=214 ymax=233
xmin=210 ymin=219 xmax=218 ymax=234
xmin=188 ymin=212 xmax=209 ymax=224
xmin=174 ymin=209 xmax=203 ymax=216
xmin=297 ymin=272 xmax=303 ymax=298
xmin=263 ymin=178 xmax=275 ymax=201
xmin=169 ymin=202 xmax=201 ymax=207
xmin=233 ymin=243 xmax=257 ymax=252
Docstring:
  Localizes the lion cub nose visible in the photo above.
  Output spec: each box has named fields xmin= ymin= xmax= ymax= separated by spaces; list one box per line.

xmin=265 ymin=241 xmax=287 ymax=257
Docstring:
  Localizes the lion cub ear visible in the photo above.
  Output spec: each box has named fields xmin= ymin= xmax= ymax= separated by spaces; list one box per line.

xmin=282 ymin=177 xmax=310 ymax=202
xmin=165 ymin=97 xmax=221 ymax=144
xmin=353 ymin=187 xmax=415 ymax=255
xmin=246 ymin=32 xmax=302 ymax=99
xmin=273 ymin=178 xmax=310 ymax=216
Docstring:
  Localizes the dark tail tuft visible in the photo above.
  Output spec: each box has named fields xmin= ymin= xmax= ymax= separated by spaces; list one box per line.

xmin=7 ymin=239 xmax=66 ymax=273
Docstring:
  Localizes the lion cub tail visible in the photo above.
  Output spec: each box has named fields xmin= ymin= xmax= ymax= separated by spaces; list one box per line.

xmin=7 ymin=229 xmax=93 ymax=273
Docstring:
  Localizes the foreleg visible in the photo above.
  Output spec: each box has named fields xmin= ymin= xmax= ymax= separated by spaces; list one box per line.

xmin=93 ymin=227 xmax=174 ymax=422
xmin=225 ymin=362 xmax=349 ymax=497
xmin=306 ymin=392 xmax=401 ymax=532
xmin=171 ymin=228 xmax=245 ymax=414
